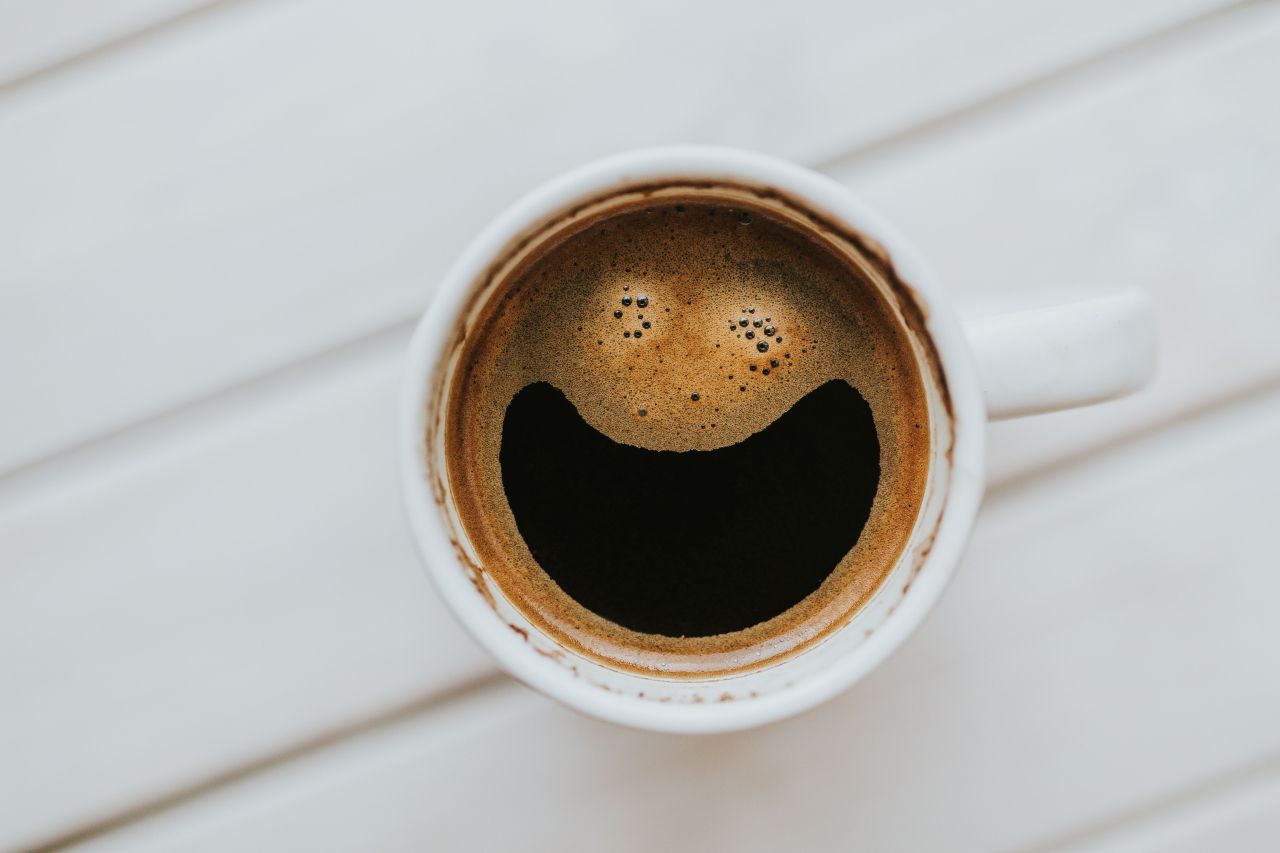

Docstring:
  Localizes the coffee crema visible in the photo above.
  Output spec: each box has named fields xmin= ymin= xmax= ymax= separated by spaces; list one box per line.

xmin=441 ymin=185 xmax=931 ymax=677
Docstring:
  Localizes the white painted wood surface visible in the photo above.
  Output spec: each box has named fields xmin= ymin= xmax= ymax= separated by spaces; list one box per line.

xmin=1 ymin=0 xmax=1277 ymax=850
xmin=0 ymin=334 xmax=494 ymax=849
xmin=0 ymin=0 xmax=1230 ymax=476
xmin=834 ymin=3 xmax=1280 ymax=484
xmin=75 ymin=388 xmax=1280 ymax=853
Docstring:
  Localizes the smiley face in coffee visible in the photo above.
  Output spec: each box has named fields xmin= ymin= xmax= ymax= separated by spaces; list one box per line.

xmin=443 ymin=187 xmax=930 ymax=677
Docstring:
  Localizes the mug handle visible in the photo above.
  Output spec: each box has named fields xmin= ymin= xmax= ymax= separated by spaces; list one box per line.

xmin=961 ymin=288 xmax=1157 ymax=420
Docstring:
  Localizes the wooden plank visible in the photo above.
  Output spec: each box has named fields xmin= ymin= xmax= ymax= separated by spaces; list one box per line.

xmin=72 ymin=385 xmax=1280 ymax=853
xmin=0 ymin=0 xmax=1233 ymax=475
xmin=3 ymin=6 xmax=1277 ymax=848
xmin=0 ymin=0 xmax=211 ymax=87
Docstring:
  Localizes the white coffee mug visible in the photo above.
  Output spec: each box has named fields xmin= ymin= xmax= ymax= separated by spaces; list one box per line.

xmin=400 ymin=146 xmax=1155 ymax=733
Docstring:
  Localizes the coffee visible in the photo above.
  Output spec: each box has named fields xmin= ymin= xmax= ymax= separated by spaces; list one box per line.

xmin=501 ymin=379 xmax=879 ymax=637
xmin=442 ymin=185 xmax=930 ymax=677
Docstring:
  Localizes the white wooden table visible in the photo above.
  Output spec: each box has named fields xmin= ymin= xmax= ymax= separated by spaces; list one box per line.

xmin=3 ymin=1 xmax=1279 ymax=850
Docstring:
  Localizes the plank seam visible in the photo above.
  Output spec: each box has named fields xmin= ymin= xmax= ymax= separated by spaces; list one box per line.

xmin=1026 ymin=751 xmax=1280 ymax=853
xmin=0 ymin=0 xmax=246 ymax=100
xmin=815 ymin=0 xmax=1268 ymax=175
xmin=28 ymin=672 xmax=511 ymax=852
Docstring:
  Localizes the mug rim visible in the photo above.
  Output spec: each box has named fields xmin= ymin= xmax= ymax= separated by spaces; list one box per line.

xmin=399 ymin=146 xmax=987 ymax=732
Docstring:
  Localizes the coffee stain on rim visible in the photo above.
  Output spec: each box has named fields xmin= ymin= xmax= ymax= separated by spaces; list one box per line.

xmin=421 ymin=174 xmax=956 ymax=697
xmin=532 ymin=644 xmax=566 ymax=662
xmin=446 ymin=534 xmax=495 ymax=611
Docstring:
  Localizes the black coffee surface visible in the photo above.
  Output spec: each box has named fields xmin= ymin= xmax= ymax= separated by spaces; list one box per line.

xmin=444 ymin=188 xmax=932 ymax=675
xmin=500 ymin=379 xmax=879 ymax=637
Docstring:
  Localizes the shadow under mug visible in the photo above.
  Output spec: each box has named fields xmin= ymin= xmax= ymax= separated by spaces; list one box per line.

xmin=399 ymin=146 xmax=1156 ymax=733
